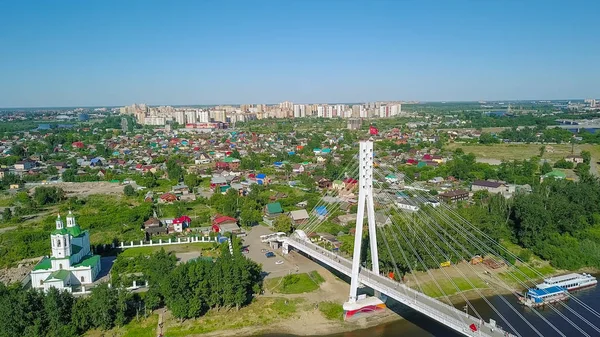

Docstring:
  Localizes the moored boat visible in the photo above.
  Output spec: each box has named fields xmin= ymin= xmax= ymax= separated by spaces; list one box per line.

xmin=536 ymin=273 xmax=597 ymax=292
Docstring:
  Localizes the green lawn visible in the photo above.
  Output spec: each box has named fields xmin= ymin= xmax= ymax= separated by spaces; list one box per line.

xmin=419 ymin=277 xmax=489 ymax=298
xmin=319 ymin=301 xmax=344 ymax=321
xmin=498 ymin=264 xmax=556 ymax=287
xmin=445 ymin=143 xmax=600 ymax=175
xmin=85 ymin=314 xmax=157 ymax=337
xmin=164 ymin=298 xmax=303 ymax=337
xmin=265 ymin=271 xmax=325 ymax=294
xmin=118 ymin=242 xmax=215 ymax=257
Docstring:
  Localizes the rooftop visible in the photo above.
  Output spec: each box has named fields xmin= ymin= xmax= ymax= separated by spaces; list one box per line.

xmin=33 ymin=257 xmax=52 ymax=271
xmin=73 ymin=254 xmax=100 ymax=268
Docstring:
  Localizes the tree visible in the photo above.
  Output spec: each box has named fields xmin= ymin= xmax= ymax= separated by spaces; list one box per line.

xmin=581 ymin=151 xmax=591 ymax=165
xmin=541 ymin=161 xmax=553 ymax=175
xmin=123 ymin=184 xmax=136 ymax=197
xmin=539 ymin=145 xmax=546 ymax=158
xmin=166 ymin=158 xmax=184 ymax=181
xmin=274 ymin=214 xmax=293 ymax=233
xmin=2 ymin=207 xmax=12 ymax=221
xmin=554 ymin=158 xmax=574 ymax=169
xmin=184 ymin=174 xmax=199 ymax=191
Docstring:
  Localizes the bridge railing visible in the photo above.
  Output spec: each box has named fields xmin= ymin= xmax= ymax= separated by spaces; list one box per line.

xmin=285 ymin=237 xmax=513 ymax=337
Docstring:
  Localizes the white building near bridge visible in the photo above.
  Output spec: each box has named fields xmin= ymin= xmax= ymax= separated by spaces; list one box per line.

xmin=30 ymin=211 xmax=101 ymax=292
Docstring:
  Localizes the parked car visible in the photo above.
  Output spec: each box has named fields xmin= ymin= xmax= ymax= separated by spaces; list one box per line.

xmin=275 ymin=260 xmax=284 ymax=265
xmin=265 ymin=252 xmax=275 ymax=258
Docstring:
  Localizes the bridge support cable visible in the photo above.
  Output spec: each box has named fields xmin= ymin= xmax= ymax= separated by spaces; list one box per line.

xmin=295 ymin=156 xmax=358 ymax=233
xmin=398 ymin=177 xmax=600 ymax=336
xmin=381 ymin=166 xmax=596 ymax=335
xmin=376 ymin=161 xmax=586 ymax=336
xmin=369 ymin=192 xmax=470 ymax=328
xmin=396 ymin=172 xmax=600 ymax=333
xmin=372 ymin=173 xmax=533 ymax=337
xmin=380 ymin=225 xmax=424 ymax=294
xmin=371 ymin=189 xmax=485 ymax=329
xmin=299 ymin=161 xmax=359 ymax=235
xmin=297 ymin=160 xmax=358 ymax=234
xmin=377 ymin=226 xmax=420 ymax=302
xmin=298 ymin=162 xmax=359 ymax=235
xmin=300 ymin=177 xmax=357 ymax=236
xmin=374 ymin=154 xmax=599 ymax=324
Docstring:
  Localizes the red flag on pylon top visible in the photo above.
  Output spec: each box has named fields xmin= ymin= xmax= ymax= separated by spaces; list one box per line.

xmin=369 ymin=125 xmax=379 ymax=135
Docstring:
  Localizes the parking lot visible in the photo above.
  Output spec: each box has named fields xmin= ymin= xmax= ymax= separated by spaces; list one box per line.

xmin=243 ymin=226 xmax=319 ymax=279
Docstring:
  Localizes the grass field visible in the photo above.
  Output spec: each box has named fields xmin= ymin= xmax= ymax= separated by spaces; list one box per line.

xmin=85 ymin=314 xmax=157 ymax=337
xmin=164 ymin=297 xmax=305 ymax=337
xmin=446 ymin=143 xmax=574 ymax=161
xmin=498 ymin=264 xmax=556 ymax=287
xmin=318 ymin=301 xmax=344 ymax=321
xmin=265 ymin=271 xmax=325 ymax=294
xmin=118 ymin=242 xmax=215 ymax=257
xmin=419 ymin=277 xmax=489 ymax=298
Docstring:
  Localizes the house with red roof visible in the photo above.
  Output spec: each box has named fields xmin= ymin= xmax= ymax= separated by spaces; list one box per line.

xmin=72 ymin=141 xmax=84 ymax=149
xmin=159 ymin=193 xmax=178 ymax=204
xmin=211 ymin=215 xmax=239 ymax=233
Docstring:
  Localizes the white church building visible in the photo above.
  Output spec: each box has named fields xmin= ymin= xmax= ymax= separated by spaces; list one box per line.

xmin=30 ymin=211 xmax=101 ymax=292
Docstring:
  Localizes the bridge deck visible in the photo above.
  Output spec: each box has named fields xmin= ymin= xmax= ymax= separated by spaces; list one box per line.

xmin=284 ymin=237 xmax=515 ymax=337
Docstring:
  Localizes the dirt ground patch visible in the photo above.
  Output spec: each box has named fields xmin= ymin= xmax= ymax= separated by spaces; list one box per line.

xmin=34 ymin=182 xmax=126 ymax=197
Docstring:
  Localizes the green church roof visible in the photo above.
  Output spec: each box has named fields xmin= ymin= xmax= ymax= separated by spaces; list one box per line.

xmin=66 ymin=225 xmax=82 ymax=237
xmin=33 ymin=257 xmax=52 ymax=271
xmin=46 ymin=269 xmax=70 ymax=281
xmin=51 ymin=228 xmax=68 ymax=235
xmin=73 ymin=254 xmax=100 ymax=268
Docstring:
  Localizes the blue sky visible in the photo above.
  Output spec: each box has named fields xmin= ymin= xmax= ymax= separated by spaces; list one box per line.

xmin=0 ymin=0 xmax=598 ymax=107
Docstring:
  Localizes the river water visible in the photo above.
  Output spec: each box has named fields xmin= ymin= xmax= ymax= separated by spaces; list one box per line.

xmin=260 ymin=277 xmax=600 ymax=337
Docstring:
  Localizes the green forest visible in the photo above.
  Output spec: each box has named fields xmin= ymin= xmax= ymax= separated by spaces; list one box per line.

xmin=0 ymin=241 xmax=262 ymax=337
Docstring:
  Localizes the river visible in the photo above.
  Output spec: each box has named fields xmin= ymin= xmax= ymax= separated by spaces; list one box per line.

xmin=260 ymin=278 xmax=600 ymax=337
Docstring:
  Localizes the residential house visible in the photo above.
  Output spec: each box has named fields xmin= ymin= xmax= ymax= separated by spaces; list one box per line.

xmin=292 ymin=164 xmax=305 ymax=174
xmin=438 ymin=189 xmax=469 ymax=203
xmin=395 ymin=199 xmax=420 ymax=212
xmin=288 ymin=209 xmax=309 ymax=226
xmin=336 ymin=214 xmax=356 ymax=226
xmin=315 ymin=233 xmax=341 ymax=250
xmin=375 ymin=211 xmax=392 ymax=227
xmin=172 ymin=182 xmax=189 ymax=195
xmin=471 ymin=180 xmax=506 ymax=194
xmin=143 ymin=217 xmax=161 ymax=229
xmin=565 ymin=155 xmax=584 ymax=164
xmin=144 ymin=191 xmax=154 ymax=203
xmin=170 ymin=216 xmax=191 ymax=233
xmin=264 ymin=202 xmax=283 ymax=218
xmin=316 ymin=177 xmax=332 ymax=189
xmin=344 ymin=178 xmax=358 ymax=190
xmin=332 ymin=180 xmax=345 ymax=190
xmin=541 ymin=170 xmax=566 ymax=182
xmin=14 ymin=161 xmax=35 ymax=170
xmin=0 ymin=168 xmax=7 ymax=179
xmin=431 ymin=155 xmax=444 ymax=164
xmin=210 ymin=176 xmax=228 ymax=191
xmin=212 ymin=215 xmax=240 ymax=233
xmin=428 ymin=176 xmax=444 ymax=184
xmin=159 ymin=193 xmax=178 ymax=203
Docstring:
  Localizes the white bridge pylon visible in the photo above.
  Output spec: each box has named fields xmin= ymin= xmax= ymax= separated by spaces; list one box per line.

xmin=348 ymin=140 xmax=379 ymax=303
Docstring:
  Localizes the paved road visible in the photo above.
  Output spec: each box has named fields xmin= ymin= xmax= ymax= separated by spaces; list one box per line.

xmin=244 ymin=226 xmax=318 ymax=279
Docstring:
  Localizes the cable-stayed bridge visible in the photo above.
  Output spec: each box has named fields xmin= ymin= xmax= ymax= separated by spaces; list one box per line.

xmin=266 ymin=140 xmax=600 ymax=337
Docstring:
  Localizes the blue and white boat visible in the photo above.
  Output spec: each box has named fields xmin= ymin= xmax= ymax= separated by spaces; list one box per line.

xmin=536 ymin=273 xmax=597 ymax=292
